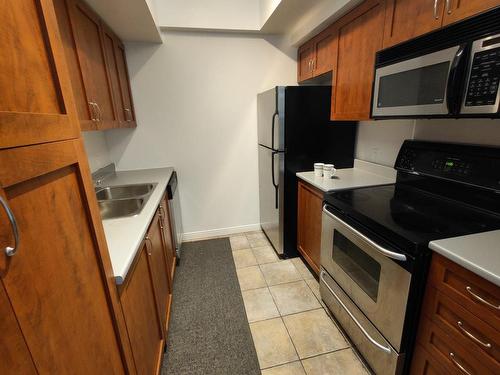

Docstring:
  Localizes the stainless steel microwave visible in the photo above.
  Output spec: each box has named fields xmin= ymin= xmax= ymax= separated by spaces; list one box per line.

xmin=371 ymin=33 xmax=500 ymax=119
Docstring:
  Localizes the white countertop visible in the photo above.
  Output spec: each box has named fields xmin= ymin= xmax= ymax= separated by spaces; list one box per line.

xmin=429 ymin=230 xmax=500 ymax=287
xmin=296 ymin=160 xmax=396 ymax=192
xmin=99 ymin=167 xmax=174 ymax=285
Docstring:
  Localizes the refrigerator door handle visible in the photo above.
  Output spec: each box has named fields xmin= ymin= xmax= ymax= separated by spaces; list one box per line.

xmin=271 ymin=151 xmax=279 ymax=209
xmin=271 ymin=112 xmax=279 ymax=151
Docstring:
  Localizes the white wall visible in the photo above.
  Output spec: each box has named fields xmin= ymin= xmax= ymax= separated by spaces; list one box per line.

xmin=103 ymin=31 xmax=296 ymax=236
xmin=158 ymin=0 xmax=260 ymax=30
xmin=355 ymin=119 xmax=500 ymax=167
xmin=82 ymin=132 xmax=112 ymax=172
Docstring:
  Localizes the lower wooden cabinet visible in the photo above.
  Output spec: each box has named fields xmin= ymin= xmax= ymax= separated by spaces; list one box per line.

xmin=411 ymin=254 xmax=500 ymax=374
xmin=119 ymin=242 xmax=164 ymax=375
xmin=0 ymin=140 xmax=132 ymax=374
xmin=297 ymin=180 xmax=323 ymax=275
xmin=119 ymin=198 xmax=176 ymax=374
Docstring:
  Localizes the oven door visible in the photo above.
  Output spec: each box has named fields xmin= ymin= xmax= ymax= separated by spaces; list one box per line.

xmin=372 ymin=45 xmax=461 ymax=117
xmin=320 ymin=205 xmax=411 ymax=351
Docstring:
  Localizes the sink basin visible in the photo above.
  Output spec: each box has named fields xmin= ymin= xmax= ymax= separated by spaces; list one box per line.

xmin=98 ymin=198 xmax=146 ymax=220
xmin=95 ymin=183 xmax=156 ymax=201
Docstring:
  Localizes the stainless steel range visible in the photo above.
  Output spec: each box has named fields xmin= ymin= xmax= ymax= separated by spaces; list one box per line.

xmin=320 ymin=140 xmax=500 ymax=374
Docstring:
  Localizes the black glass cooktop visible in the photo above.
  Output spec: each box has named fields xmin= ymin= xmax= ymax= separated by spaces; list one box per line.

xmin=325 ymin=184 xmax=500 ymax=252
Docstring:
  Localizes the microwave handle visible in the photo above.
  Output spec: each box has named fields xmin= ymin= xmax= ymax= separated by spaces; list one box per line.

xmin=446 ymin=43 xmax=469 ymax=115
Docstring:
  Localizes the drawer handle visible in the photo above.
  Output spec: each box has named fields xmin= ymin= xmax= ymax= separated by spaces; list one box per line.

xmin=466 ymin=286 xmax=500 ymax=310
xmin=449 ymin=352 xmax=473 ymax=375
xmin=457 ymin=321 xmax=492 ymax=349
xmin=320 ymin=271 xmax=392 ymax=354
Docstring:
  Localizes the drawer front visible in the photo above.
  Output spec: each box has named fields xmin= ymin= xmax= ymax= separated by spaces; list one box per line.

xmin=429 ymin=254 xmax=500 ymax=330
xmin=417 ymin=318 xmax=497 ymax=375
xmin=411 ymin=344 xmax=450 ymax=375
xmin=423 ymin=287 xmax=500 ymax=366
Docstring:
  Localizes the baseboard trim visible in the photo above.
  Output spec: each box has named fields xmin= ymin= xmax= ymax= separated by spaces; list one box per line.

xmin=183 ymin=223 xmax=261 ymax=242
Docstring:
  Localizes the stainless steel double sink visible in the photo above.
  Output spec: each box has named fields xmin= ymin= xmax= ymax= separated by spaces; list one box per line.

xmin=96 ymin=183 xmax=157 ymax=219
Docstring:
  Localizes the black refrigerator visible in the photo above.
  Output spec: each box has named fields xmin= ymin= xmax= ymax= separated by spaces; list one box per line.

xmin=257 ymin=86 xmax=357 ymax=257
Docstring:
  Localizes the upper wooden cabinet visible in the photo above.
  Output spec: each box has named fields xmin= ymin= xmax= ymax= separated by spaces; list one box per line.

xmin=0 ymin=0 xmax=80 ymax=148
xmin=442 ymin=0 xmax=500 ymax=26
xmin=383 ymin=0 xmax=500 ymax=48
xmin=54 ymin=0 xmax=136 ymax=131
xmin=331 ymin=0 xmax=386 ymax=121
xmin=297 ymin=26 xmax=337 ymax=83
xmin=383 ymin=0 xmax=445 ymax=48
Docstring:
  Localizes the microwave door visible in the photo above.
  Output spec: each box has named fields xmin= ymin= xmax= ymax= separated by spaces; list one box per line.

xmin=372 ymin=45 xmax=461 ymax=117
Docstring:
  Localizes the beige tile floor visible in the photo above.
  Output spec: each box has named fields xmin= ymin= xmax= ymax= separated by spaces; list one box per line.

xmin=230 ymin=230 xmax=371 ymax=375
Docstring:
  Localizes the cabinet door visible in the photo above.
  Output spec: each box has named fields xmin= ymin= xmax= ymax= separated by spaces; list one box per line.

xmin=115 ymin=41 xmax=137 ymax=127
xmin=160 ymin=194 xmax=176 ymax=284
xmin=298 ymin=43 xmax=314 ymax=82
xmin=331 ymin=0 xmax=386 ymax=121
xmin=0 ymin=140 xmax=129 ymax=374
xmin=53 ymin=0 xmax=96 ymax=131
xmin=313 ymin=27 xmax=338 ymax=77
xmin=0 ymin=0 xmax=80 ymax=148
xmin=0 ymin=282 xmax=37 ymax=375
xmin=120 ymin=243 xmax=164 ymax=375
xmin=68 ymin=0 xmax=117 ymax=129
xmin=383 ymin=0 xmax=445 ymax=48
xmin=296 ymin=181 xmax=322 ymax=275
xmin=146 ymin=211 xmax=172 ymax=335
xmin=442 ymin=0 xmax=500 ymax=26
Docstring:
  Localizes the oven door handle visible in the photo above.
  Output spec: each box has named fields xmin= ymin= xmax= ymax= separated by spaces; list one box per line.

xmin=320 ymin=271 xmax=392 ymax=354
xmin=323 ymin=205 xmax=407 ymax=262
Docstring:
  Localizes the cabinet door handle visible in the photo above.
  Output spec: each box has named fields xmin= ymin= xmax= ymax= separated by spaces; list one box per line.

xmin=457 ymin=321 xmax=492 ymax=349
xmin=445 ymin=0 xmax=452 ymax=14
xmin=95 ymin=102 xmax=102 ymax=121
xmin=0 ymin=196 xmax=19 ymax=257
xmin=449 ymin=353 xmax=472 ymax=375
xmin=433 ymin=0 xmax=439 ymax=19
xmin=88 ymin=102 xmax=96 ymax=121
xmin=145 ymin=236 xmax=152 ymax=255
xmin=124 ymin=108 xmax=132 ymax=121
xmin=466 ymin=286 xmax=500 ymax=310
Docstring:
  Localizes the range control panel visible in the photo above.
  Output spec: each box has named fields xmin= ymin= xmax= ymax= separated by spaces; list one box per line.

xmin=395 ymin=140 xmax=500 ymax=191
xmin=465 ymin=47 xmax=500 ymax=107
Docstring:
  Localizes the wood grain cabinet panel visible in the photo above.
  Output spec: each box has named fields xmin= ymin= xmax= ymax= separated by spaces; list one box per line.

xmin=313 ymin=26 xmax=338 ymax=77
xmin=297 ymin=180 xmax=323 ymax=275
xmin=411 ymin=344 xmax=449 ymax=375
xmin=442 ymin=0 xmax=500 ymax=26
xmin=331 ymin=0 xmax=386 ymax=121
xmin=115 ymin=41 xmax=136 ymax=127
xmin=146 ymin=210 xmax=172 ymax=336
xmin=120 ymin=243 xmax=164 ymax=375
xmin=0 ymin=0 xmax=80 ymax=148
xmin=298 ymin=43 xmax=315 ymax=82
xmin=0 ymin=140 xmax=129 ymax=374
xmin=383 ymin=0 xmax=445 ymax=48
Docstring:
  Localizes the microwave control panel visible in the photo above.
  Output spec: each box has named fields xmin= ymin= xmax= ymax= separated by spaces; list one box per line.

xmin=465 ymin=47 xmax=500 ymax=107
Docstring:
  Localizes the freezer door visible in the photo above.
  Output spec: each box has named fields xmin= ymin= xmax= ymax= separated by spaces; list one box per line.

xmin=258 ymin=145 xmax=284 ymax=254
xmin=257 ymin=87 xmax=285 ymax=150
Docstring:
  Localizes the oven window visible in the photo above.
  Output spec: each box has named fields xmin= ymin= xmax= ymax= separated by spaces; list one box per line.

xmin=377 ymin=61 xmax=450 ymax=107
xmin=333 ymin=230 xmax=381 ymax=302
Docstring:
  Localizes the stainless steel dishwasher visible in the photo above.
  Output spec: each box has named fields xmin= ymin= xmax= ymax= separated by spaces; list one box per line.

xmin=167 ymin=171 xmax=183 ymax=261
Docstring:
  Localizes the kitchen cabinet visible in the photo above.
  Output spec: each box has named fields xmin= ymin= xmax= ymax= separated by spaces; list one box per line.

xmin=53 ymin=0 xmax=136 ymax=130
xmin=297 ymin=180 xmax=323 ymax=275
xmin=146 ymin=209 xmax=173 ymax=335
xmin=383 ymin=0 xmax=445 ymax=48
xmin=297 ymin=26 xmax=337 ymax=82
xmin=0 ymin=140 xmax=133 ymax=374
xmin=0 ymin=0 xmax=80 ymax=148
xmin=160 ymin=193 xmax=177 ymax=285
xmin=442 ymin=0 xmax=500 ymax=26
xmin=331 ymin=0 xmax=386 ymax=121
xmin=119 ymin=241 xmax=164 ymax=375
xmin=411 ymin=253 xmax=500 ymax=374
xmin=383 ymin=0 xmax=500 ymax=48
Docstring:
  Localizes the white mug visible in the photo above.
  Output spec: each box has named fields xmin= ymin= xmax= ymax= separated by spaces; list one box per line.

xmin=323 ymin=164 xmax=336 ymax=179
xmin=314 ymin=163 xmax=324 ymax=177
